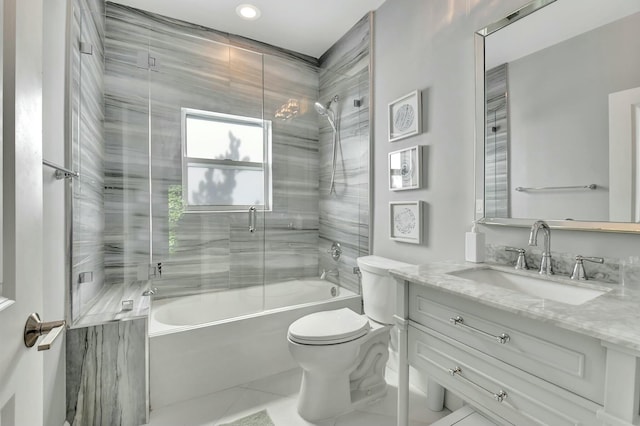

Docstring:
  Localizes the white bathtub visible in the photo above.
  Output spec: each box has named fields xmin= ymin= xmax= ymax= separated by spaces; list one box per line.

xmin=149 ymin=279 xmax=361 ymax=409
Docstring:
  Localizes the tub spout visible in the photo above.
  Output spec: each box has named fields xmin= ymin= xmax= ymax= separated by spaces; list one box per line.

xmin=320 ymin=269 xmax=339 ymax=280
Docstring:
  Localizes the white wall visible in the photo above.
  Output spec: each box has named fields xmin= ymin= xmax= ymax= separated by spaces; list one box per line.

xmin=43 ymin=0 xmax=68 ymax=423
xmin=373 ymin=0 xmax=515 ymax=263
xmin=373 ymin=1 xmax=640 ymax=268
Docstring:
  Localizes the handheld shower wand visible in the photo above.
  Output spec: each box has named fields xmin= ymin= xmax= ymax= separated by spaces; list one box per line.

xmin=314 ymin=95 xmax=339 ymax=193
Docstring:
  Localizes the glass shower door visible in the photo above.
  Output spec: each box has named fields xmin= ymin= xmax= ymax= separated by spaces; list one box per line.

xmin=69 ymin=2 xmax=154 ymax=325
xmin=148 ymin=34 xmax=267 ymax=320
xmin=262 ymin=54 xmax=323 ymax=310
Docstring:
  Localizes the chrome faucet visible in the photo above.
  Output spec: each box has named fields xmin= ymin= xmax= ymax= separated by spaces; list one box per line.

xmin=528 ymin=220 xmax=553 ymax=275
xmin=320 ymin=269 xmax=339 ymax=280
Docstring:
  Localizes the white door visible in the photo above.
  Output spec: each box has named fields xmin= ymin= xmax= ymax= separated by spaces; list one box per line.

xmin=0 ymin=0 xmax=46 ymax=425
xmin=609 ymin=86 xmax=640 ymax=222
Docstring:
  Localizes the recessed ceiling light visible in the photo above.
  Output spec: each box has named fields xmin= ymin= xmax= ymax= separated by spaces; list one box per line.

xmin=236 ymin=4 xmax=261 ymax=20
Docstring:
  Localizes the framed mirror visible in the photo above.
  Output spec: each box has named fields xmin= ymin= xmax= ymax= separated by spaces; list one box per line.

xmin=474 ymin=0 xmax=640 ymax=233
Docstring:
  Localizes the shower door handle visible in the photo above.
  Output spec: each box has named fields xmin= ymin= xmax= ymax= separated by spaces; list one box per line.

xmin=248 ymin=206 xmax=257 ymax=233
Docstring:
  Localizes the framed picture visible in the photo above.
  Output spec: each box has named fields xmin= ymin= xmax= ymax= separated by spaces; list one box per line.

xmin=389 ymin=145 xmax=422 ymax=191
xmin=390 ymin=201 xmax=422 ymax=244
xmin=388 ymin=90 xmax=422 ymax=142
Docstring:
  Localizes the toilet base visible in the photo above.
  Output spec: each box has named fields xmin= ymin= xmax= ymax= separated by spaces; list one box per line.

xmin=294 ymin=323 xmax=391 ymax=422
xmin=297 ymin=371 xmax=353 ymax=421
xmin=297 ymin=367 xmax=389 ymax=422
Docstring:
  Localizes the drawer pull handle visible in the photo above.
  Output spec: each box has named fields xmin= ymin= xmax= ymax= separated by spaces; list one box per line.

xmin=449 ymin=316 xmax=510 ymax=344
xmin=448 ymin=366 xmax=508 ymax=403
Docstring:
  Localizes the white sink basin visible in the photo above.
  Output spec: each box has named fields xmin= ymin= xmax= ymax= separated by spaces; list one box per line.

xmin=449 ymin=268 xmax=610 ymax=306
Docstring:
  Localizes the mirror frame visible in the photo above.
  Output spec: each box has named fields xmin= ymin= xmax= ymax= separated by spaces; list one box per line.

xmin=474 ymin=0 xmax=640 ymax=234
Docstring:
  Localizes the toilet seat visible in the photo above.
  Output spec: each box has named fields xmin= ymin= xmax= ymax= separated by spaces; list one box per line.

xmin=288 ymin=308 xmax=370 ymax=345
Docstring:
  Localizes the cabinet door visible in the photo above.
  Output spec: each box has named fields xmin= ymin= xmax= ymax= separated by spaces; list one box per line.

xmin=409 ymin=324 xmax=602 ymax=426
xmin=409 ymin=285 xmax=606 ymax=404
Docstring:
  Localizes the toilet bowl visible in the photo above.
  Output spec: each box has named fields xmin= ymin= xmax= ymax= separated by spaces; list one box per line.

xmin=287 ymin=255 xmax=411 ymax=422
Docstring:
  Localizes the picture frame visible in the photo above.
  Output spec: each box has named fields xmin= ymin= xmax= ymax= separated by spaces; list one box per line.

xmin=388 ymin=90 xmax=422 ymax=142
xmin=389 ymin=201 xmax=422 ymax=244
xmin=389 ymin=145 xmax=422 ymax=191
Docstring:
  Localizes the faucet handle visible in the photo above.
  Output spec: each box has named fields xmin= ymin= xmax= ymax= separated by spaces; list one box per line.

xmin=327 ymin=242 xmax=342 ymax=261
xmin=505 ymin=247 xmax=525 ymax=254
xmin=505 ymin=247 xmax=528 ymax=270
xmin=570 ymin=255 xmax=604 ymax=280
xmin=576 ymin=255 xmax=605 ymax=264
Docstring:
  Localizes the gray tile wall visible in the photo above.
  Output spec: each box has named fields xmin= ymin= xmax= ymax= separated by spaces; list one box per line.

xmin=318 ymin=14 xmax=371 ymax=294
xmin=71 ymin=0 xmax=106 ymax=323
xmin=485 ymin=64 xmax=509 ymax=219
xmin=72 ymin=3 xmax=371 ymax=304
xmin=104 ymin=3 xmax=322 ymax=298
xmin=103 ymin=3 xmax=151 ymax=292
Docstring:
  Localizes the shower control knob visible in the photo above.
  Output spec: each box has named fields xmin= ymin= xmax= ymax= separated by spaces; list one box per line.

xmin=327 ymin=242 xmax=342 ymax=261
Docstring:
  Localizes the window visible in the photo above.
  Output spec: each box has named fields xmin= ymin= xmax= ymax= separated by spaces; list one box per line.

xmin=181 ymin=108 xmax=272 ymax=212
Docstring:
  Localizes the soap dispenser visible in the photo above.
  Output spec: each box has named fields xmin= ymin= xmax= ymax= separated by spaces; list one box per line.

xmin=465 ymin=221 xmax=485 ymax=263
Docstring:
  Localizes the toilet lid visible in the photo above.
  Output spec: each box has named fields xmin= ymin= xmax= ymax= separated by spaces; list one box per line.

xmin=288 ymin=308 xmax=370 ymax=345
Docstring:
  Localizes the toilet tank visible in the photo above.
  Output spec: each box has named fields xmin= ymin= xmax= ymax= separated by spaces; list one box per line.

xmin=356 ymin=256 xmax=412 ymax=324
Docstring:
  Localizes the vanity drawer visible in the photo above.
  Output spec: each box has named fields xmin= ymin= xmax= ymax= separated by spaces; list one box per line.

xmin=409 ymin=324 xmax=602 ymax=426
xmin=409 ymin=286 xmax=606 ymax=404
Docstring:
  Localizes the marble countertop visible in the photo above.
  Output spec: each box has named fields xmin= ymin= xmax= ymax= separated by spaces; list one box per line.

xmin=390 ymin=261 xmax=640 ymax=353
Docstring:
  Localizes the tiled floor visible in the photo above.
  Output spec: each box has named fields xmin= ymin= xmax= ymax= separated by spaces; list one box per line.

xmin=148 ymin=368 xmax=452 ymax=426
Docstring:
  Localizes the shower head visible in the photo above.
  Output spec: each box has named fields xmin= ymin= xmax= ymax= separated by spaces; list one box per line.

xmin=314 ymin=95 xmax=338 ymax=130
xmin=314 ymin=101 xmax=329 ymax=116
xmin=314 ymin=95 xmax=339 ymax=116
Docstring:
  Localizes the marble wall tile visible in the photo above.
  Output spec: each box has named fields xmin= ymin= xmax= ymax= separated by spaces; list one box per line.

xmin=104 ymin=4 xmax=152 ymax=293
xmin=71 ymin=0 xmax=106 ymax=323
xmin=104 ymin=3 xmax=322 ymax=299
xmin=66 ymin=319 xmax=147 ymax=426
xmin=318 ymin=14 xmax=371 ymax=294
xmin=485 ymin=64 xmax=509 ymax=218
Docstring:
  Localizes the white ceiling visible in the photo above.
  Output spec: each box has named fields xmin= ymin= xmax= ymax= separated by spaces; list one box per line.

xmin=111 ymin=0 xmax=387 ymax=59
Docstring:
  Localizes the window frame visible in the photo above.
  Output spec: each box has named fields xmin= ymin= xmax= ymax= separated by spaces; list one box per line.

xmin=181 ymin=107 xmax=272 ymax=213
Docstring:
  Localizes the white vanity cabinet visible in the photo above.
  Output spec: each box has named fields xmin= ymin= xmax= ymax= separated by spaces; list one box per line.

xmin=409 ymin=289 xmax=603 ymax=425
xmin=392 ymin=264 xmax=640 ymax=426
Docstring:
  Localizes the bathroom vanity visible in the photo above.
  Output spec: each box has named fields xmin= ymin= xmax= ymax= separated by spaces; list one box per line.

xmin=392 ymin=262 xmax=640 ymax=426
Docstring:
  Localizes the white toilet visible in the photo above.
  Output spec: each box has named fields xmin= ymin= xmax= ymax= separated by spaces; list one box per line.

xmin=287 ymin=255 xmax=411 ymax=421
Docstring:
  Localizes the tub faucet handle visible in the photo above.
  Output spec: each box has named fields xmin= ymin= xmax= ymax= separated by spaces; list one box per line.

xmin=327 ymin=242 xmax=342 ymax=261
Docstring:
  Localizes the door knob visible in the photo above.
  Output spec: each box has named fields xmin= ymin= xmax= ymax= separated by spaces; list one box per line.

xmin=24 ymin=313 xmax=66 ymax=351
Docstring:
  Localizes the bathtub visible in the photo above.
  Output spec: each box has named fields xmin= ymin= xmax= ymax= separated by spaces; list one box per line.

xmin=149 ymin=279 xmax=361 ymax=409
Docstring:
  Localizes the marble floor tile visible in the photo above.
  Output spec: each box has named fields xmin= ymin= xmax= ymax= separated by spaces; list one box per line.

xmin=148 ymin=387 xmax=245 ymax=426
xmin=430 ymin=406 xmax=497 ymax=426
xmin=365 ymin=369 xmax=449 ymax=423
xmin=240 ymin=368 xmax=303 ymax=397
xmin=334 ymin=410 xmax=428 ymax=426
xmin=148 ymin=367 xmax=451 ymax=426
xmin=216 ymin=389 xmax=335 ymax=426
